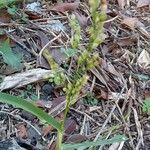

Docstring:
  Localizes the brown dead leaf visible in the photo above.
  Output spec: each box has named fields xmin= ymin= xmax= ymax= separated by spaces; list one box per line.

xmin=17 ymin=124 xmax=28 ymax=139
xmin=144 ymin=90 xmax=150 ymax=99
xmin=49 ymin=142 xmax=55 ymax=150
xmin=136 ymin=21 xmax=150 ymax=39
xmin=37 ymin=31 xmax=67 ymax=69
xmin=64 ymin=118 xmax=77 ymax=135
xmin=73 ymin=11 xmax=88 ymax=27
xmin=121 ymin=17 xmax=139 ymax=29
xmin=117 ymin=0 xmax=126 ymax=9
xmin=66 ymin=134 xmax=87 ymax=144
xmin=0 ymin=9 xmax=11 ymax=23
xmin=42 ymin=125 xmax=53 ymax=137
xmin=137 ymin=0 xmax=150 ymax=8
xmin=48 ymin=2 xmax=79 ymax=13
xmin=116 ymin=35 xmax=138 ymax=46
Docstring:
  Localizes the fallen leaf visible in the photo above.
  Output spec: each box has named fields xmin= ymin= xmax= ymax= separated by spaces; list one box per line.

xmin=121 ymin=17 xmax=139 ymax=29
xmin=0 ymin=68 xmax=52 ymax=90
xmin=137 ymin=50 xmax=150 ymax=69
xmin=144 ymin=90 xmax=150 ymax=99
xmin=48 ymin=2 xmax=79 ymax=13
xmin=73 ymin=11 xmax=88 ymax=27
xmin=136 ymin=21 xmax=150 ymax=39
xmin=37 ymin=31 xmax=67 ymax=69
xmin=116 ymin=35 xmax=137 ymax=46
xmin=42 ymin=125 xmax=53 ymax=137
xmin=137 ymin=0 xmax=150 ymax=7
xmin=35 ymin=100 xmax=52 ymax=109
xmin=64 ymin=118 xmax=77 ymax=135
xmin=49 ymin=96 xmax=66 ymax=117
xmin=117 ymin=0 xmax=126 ymax=9
xmin=49 ymin=142 xmax=56 ymax=150
xmin=0 ymin=9 xmax=11 ymax=23
xmin=17 ymin=124 xmax=28 ymax=139
xmin=66 ymin=134 xmax=87 ymax=144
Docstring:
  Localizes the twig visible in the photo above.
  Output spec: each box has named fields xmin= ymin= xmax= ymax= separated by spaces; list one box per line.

xmin=94 ymin=86 xmax=125 ymax=141
xmin=0 ymin=110 xmax=44 ymax=140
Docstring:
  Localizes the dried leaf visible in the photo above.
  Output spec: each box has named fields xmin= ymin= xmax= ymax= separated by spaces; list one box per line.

xmin=64 ymin=118 xmax=77 ymax=135
xmin=116 ymin=35 xmax=137 ymax=46
xmin=49 ymin=96 xmax=66 ymax=117
xmin=37 ymin=31 xmax=67 ymax=69
xmin=42 ymin=125 xmax=53 ymax=137
xmin=137 ymin=0 xmax=150 ymax=7
xmin=144 ymin=90 xmax=150 ymax=99
xmin=66 ymin=134 xmax=87 ymax=144
xmin=35 ymin=100 xmax=52 ymax=109
xmin=136 ymin=21 xmax=150 ymax=39
xmin=73 ymin=11 xmax=88 ymax=27
xmin=48 ymin=2 xmax=79 ymax=13
xmin=137 ymin=50 xmax=150 ymax=69
xmin=121 ymin=17 xmax=139 ymax=29
xmin=0 ymin=68 xmax=52 ymax=90
xmin=17 ymin=124 xmax=28 ymax=139
xmin=117 ymin=0 xmax=126 ymax=9
xmin=0 ymin=9 xmax=11 ymax=23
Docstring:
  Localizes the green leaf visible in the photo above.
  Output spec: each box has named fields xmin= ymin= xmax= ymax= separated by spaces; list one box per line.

xmin=0 ymin=92 xmax=62 ymax=131
xmin=7 ymin=5 xmax=17 ymax=15
xmin=134 ymin=74 xmax=149 ymax=81
xmin=0 ymin=39 xmax=22 ymax=69
xmin=0 ymin=0 xmax=22 ymax=8
xmin=62 ymin=135 xmax=127 ymax=150
xmin=143 ymin=98 xmax=150 ymax=114
xmin=60 ymin=48 xmax=77 ymax=58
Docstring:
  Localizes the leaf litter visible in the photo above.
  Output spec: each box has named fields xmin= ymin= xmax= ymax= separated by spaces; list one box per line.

xmin=0 ymin=0 xmax=150 ymax=150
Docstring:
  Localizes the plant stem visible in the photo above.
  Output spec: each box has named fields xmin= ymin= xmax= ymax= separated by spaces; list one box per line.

xmin=56 ymin=129 xmax=63 ymax=150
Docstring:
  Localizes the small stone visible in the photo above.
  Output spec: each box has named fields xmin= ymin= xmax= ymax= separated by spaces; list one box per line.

xmin=42 ymin=84 xmax=53 ymax=96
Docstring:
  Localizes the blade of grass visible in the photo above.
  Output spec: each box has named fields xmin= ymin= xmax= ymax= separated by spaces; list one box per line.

xmin=62 ymin=135 xmax=127 ymax=150
xmin=0 ymin=92 xmax=62 ymax=131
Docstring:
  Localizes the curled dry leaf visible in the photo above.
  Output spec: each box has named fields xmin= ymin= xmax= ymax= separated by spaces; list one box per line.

xmin=48 ymin=2 xmax=79 ymax=13
xmin=137 ymin=0 xmax=150 ymax=8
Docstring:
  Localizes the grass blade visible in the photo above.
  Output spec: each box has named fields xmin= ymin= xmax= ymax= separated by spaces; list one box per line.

xmin=0 ymin=92 xmax=62 ymax=131
xmin=62 ymin=135 xmax=127 ymax=150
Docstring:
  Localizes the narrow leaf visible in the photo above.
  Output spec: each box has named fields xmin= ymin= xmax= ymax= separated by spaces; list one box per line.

xmin=62 ymin=135 xmax=127 ymax=150
xmin=143 ymin=98 xmax=150 ymax=114
xmin=0 ymin=92 xmax=62 ymax=131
